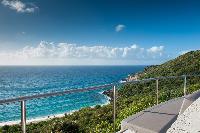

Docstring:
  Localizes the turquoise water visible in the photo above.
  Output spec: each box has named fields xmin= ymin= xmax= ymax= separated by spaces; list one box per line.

xmin=0 ymin=66 xmax=145 ymax=122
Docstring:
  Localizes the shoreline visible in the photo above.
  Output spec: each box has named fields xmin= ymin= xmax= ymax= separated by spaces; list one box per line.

xmin=0 ymin=91 xmax=111 ymax=127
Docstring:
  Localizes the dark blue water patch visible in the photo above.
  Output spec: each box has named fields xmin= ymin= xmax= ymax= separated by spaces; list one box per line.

xmin=0 ymin=66 xmax=145 ymax=122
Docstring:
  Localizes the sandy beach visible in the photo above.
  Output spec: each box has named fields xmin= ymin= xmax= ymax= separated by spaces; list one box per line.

xmin=0 ymin=112 xmax=68 ymax=126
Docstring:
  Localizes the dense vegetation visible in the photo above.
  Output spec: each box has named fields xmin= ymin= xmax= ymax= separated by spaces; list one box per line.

xmin=1 ymin=50 xmax=200 ymax=133
xmin=137 ymin=50 xmax=200 ymax=78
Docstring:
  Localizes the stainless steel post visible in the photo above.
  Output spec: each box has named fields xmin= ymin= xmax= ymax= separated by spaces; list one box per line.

xmin=21 ymin=100 xmax=26 ymax=133
xmin=156 ymin=79 xmax=159 ymax=105
xmin=184 ymin=75 xmax=187 ymax=96
xmin=179 ymin=75 xmax=187 ymax=115
xmin=113 ymin=85 xmax=116 ymax=133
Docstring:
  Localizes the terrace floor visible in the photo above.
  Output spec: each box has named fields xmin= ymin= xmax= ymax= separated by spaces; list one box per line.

xmin=119 ymin=90 xmax=200 ymax=133
xmin=167 ymin=94 xmax=200 ymax=132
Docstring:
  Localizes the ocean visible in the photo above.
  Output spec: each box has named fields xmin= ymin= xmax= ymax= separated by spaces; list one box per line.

xmin=0 ymin=66 xmax=145 ymax=122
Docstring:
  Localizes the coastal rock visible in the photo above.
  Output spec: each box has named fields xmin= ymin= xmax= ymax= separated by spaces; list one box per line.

xmin=102 ymin=89 xmax=113 ymax=101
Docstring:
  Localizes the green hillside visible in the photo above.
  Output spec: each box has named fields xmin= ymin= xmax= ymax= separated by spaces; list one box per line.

xmin=138 ymin=50 xmax=200 ymax=78
xmin=1 ymin=50 xmax=200 ymax=133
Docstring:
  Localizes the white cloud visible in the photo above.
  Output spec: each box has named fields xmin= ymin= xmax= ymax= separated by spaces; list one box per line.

xmin=147 ymin=46 xmax=164 ymax=53
xmin=147 ymin=46 xmax=164 ymax=57
xmin=1 ymin=0 xmax=38 ymax=13
xmin=0 ymin=41 xmax=167 ymax=65
xmin=115 ymin=24 xmax=125 ymax=32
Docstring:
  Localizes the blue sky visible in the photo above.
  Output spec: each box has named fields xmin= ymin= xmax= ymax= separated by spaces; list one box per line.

xmin=0 ymin=0 xmax=199 ymax=65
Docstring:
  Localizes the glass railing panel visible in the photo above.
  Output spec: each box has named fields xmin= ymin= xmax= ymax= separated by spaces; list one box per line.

xmin=158 ymin=77 xmax=184 ymax=103
xmin=115 ymin=79 xmax=157 ymax=132
xmin=186 ymin=75 xmax=200 ymax=95
xmin=0 ymin=102 xmax=21 ymax=132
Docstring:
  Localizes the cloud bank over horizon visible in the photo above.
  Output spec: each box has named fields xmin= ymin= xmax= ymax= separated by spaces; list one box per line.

xmin=0 ymin=41 xmax=168 ymax=65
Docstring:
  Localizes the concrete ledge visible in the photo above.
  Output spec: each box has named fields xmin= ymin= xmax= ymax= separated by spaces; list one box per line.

xmin=120 ymin=90 xmax=200 ymax=133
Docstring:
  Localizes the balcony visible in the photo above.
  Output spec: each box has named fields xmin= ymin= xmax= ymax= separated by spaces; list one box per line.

xmin=0 ymin=75 xmax=200 ymax=133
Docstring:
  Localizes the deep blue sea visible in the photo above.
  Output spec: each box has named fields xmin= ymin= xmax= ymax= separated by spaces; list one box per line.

xmin=0 ymin=66 xmax=145 ymax=122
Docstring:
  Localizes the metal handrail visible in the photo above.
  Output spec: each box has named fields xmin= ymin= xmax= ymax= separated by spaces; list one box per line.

xmin=0 ymin=74 xmax=200 ymax=133
xmin=0 ymin=83 xmax=114 ymax=133
xmin=1 ymin=74 xmax=200 ymax=105
xmin=0 ymin=83 xmax=114 ymax=105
